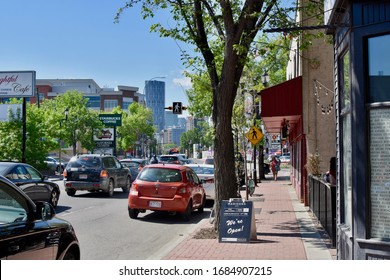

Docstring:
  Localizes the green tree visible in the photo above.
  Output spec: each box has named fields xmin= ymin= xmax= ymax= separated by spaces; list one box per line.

xmin=116 ymin=0 xmax=299 ymax=228
xmin=115 ymin=103 xmax=155 ymax=155
xmin=41 ymin=91 xmax=103 ymax=155
xmin=0 ymin=100 xmax=58 ymax=169
xmin=0 ymin=103 xmax=23 ymax=161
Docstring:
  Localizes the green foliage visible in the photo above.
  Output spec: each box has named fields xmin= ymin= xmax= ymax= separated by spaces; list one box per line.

xmin=115 ymin=103 xmax=155 ymax=152
xmin=41 ymin=90 xmax=104 ymax=154
xmin=0 ymin=103 xmax=23 ymax=161
xmin=0 ymin=100 xmax=58 ymax=169
xmin=180 ymin=120 xmax=214 ymax=155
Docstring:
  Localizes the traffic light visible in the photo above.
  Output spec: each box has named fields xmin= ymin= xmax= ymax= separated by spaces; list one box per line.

xmin=173 ymin=102 xmax=182 ymax=114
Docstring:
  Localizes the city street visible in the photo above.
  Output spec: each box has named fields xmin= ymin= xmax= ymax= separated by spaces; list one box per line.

xmin=54 ymin=180 xmax=211 ymax=260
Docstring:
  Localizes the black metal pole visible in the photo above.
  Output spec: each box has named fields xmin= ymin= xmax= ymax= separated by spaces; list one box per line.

xmin=21 ymin=98 xmax=27 ymax=163
xmin=252 ymin=92 xmax=257 ymax=184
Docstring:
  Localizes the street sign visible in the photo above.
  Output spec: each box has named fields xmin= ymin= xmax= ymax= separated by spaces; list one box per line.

xmin=245 ymin=126 xmax=263 ymax=145
xmin=99 ymin=114 xmax=122 ymax=126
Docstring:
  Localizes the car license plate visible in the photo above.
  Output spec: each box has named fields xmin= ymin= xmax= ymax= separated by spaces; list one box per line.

xmin=79 ymin=174 xmax=88 ymax=179
xmin=149 ymin=201 xmax=161 ymax=208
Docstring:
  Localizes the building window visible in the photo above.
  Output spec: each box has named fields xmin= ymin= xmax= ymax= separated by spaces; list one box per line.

xmin=368 ymin=34 xmax=390 ymax=239
xmin=86 ymin=96 xmax=101 ymax=109
xmin=122 ymin=97 xmax=133 ymax=111
xmin=104 ymin=100 xmax=118 ymax=111
xmin=340 ymin=50 xmax=352 ymax=227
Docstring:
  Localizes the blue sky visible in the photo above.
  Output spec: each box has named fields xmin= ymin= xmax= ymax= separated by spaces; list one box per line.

xmin=1 ymin=0 xmax=193 ymax=111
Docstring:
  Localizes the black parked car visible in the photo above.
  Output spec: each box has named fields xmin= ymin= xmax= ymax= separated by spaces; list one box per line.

xmin=0 ymin=176 xmax=80 ymax=259
xmin=63 ymin=154 xmax=132 ymax=197
xmin=0 ymin=161 xmax=61 ymax=208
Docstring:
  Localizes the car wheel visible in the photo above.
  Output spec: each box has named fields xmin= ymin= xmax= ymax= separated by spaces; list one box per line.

xmin=63 ymin=251 xmax=76 ymax=260
xmin=122 ymin=177 xmax=131 ymax=193
xmin=128 ymin=208 xmax=139 ymax=219
xmin=181 ymin=200 xmax=192 ymax=221
xmin=66 ymin=189 xmax=76 ymax=196
xmin=56 ymin=165 xmax=64 ymax=174
xmin=106 ymin=179 xmax=114 ymax=197
xmin=50 ymin=190 xmax=59 ymax=208
xmin=198 ymin=195 xmax=206 ymax=213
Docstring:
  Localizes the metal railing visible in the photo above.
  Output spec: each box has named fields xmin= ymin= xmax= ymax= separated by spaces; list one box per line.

xmin=308 ymin=175 xmax=336 ymax=247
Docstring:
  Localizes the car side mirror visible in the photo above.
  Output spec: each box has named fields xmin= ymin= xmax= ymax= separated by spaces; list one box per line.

xmin=35 ymin=201 xmax=56 ymax=221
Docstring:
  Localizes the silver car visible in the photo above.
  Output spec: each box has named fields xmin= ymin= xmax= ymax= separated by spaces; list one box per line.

xmin=44 ymin=156 xmax=67 ymax=173
xmin=185 ymin=163 xmax=215 ymax=201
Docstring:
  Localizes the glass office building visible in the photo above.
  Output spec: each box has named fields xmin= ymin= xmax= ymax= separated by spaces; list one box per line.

xmin=145 ymin=80 xmax=165 ymax=131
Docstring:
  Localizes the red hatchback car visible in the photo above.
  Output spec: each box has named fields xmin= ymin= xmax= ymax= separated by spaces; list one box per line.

xmin=128 ymin=164 xmax=206 ymax=221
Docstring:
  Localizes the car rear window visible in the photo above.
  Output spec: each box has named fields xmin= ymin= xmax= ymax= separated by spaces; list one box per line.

xmin=138 ymin=168 xmax=182 ymax=182
xmin=68 ymin=156 xmax=101 ymax=168
xmin=190 ymin=166 xmax=214 ymax=175
xmin=159 ymin=156 xmax=179 ymax=163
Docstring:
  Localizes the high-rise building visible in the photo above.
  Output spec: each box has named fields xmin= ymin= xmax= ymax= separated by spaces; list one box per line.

xmin=165 ymin=111 xmax=179 ymax=128
xmin=145 ymin=80 xmax=165 ymax=131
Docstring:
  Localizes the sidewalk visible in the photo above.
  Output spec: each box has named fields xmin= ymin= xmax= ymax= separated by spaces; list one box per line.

xmin=163 ymin=169 xmax=337 ymax=260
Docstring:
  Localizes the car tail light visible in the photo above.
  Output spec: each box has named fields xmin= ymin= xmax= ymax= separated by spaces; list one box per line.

xmin=100 ymin=170 xmax=109 ymax=178
xmin=177 ymin=185 xmax=187 ymax=194
xmin=173 ymin=160 xmax=180 ymax=164
xmin=130 ymin=183 xmax=139 ymax=196
xmin=63 ymin=169 xmax=67 ymax=178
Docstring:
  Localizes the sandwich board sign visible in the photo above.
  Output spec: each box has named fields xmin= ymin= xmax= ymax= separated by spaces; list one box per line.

xmin=219 ymin=198 xmax=257 ymax=243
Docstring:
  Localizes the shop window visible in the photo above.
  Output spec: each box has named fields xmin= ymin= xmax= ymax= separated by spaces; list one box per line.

xmin=368 ymin=34 xmax=390 ymax=239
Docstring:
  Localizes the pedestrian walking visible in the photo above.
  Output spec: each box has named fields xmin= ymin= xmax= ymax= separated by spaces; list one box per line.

xmin=270 ymin=156 xmax=281 ymax=181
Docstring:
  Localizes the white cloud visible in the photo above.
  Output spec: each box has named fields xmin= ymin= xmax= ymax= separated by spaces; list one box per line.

xmin=173 ymin=76 xmax=192 ymax=88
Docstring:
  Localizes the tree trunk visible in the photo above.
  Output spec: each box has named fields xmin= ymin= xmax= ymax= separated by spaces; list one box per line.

xmin=213 ymin=76 xmax=241 ymax=230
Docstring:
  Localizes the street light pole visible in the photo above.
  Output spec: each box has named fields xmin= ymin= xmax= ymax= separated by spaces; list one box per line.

xmin=250 ymin=89 xmax=258 ymax=185
xmin=260 ymin=70 xmax=270 ymax=180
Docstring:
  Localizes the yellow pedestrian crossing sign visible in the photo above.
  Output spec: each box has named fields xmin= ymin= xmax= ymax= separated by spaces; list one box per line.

xmin=246 ymin=126 xmax=263 ymax=145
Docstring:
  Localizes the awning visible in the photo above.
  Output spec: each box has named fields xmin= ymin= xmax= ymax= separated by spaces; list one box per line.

xmin=261 ymin=76 xmax=302 ymax=134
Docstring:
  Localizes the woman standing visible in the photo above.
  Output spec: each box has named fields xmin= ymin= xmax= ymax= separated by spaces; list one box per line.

xmin=270 ymin=156 xmax=281 ymax=181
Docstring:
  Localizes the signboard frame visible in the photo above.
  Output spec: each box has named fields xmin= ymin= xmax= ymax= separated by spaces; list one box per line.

xmin=0 ymin=71 xmax=36 ymax=98
xmin=219 ymin=198 xmax=257 ymax=243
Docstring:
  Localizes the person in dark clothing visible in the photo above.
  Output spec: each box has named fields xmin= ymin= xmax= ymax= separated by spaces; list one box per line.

xmin=150 ymin=155 xmax=158 ymax=164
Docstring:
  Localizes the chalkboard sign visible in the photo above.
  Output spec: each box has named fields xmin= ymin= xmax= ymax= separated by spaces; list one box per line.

xmin=219 ymin=199 xmax=257 ymax=243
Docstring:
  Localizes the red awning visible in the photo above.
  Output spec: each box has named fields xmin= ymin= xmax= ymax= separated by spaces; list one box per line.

xmin=261 ymin=76 xmax=302 ymax=134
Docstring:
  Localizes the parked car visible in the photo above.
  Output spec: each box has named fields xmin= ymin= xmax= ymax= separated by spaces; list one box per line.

xmin=279 ymin=155 xmax=291 ymax=163
xmin=63 ymin=154 xmax=131 ymax=197
xmin=185 ymin=163 xmax=215 ymax=201
xmin=203 ymin=157 xmax=214 ymax=165
xmin=0 ymin=161 xmax=61 ymax=208
xmin=44 ymin=156 xmax=67 ymax=173
xmin=128 ymin=164 xmax=206 ymax=221
xmin=0 ymin=175 xmax=80 ymax=260
xmin=159 ymin=154 xmax=187 ymax=165
xmin=120 ymin=158 xmax=149 ymax=171
xmin=120 ymin=161 xmax=140 ymax=183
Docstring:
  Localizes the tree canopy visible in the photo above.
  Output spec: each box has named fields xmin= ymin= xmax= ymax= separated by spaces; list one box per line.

xmin=116 ymin=0 xmax=319 ymax=228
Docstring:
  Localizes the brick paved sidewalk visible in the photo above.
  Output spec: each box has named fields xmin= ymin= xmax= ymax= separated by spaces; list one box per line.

xmin=163 ymin=169 xmax=336 ymax=260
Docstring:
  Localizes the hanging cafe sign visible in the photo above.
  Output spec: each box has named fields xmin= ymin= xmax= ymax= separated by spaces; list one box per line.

xmin=0 ymin=71 xmax=36 ymax=98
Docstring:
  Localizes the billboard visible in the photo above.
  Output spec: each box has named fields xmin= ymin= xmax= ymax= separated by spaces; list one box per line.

xmin=0 ymin=71 xmax=36 ymax=98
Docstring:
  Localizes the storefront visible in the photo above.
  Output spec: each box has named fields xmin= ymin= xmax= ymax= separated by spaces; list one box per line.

xmin=261 ymin=76 xmax=306 ymax=202
xmin=325 ymin=0 xmax=390 ymax=259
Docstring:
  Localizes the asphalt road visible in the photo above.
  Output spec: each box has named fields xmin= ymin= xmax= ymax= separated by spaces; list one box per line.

xmin=53 ymin=180 xmax=211 ymax=260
